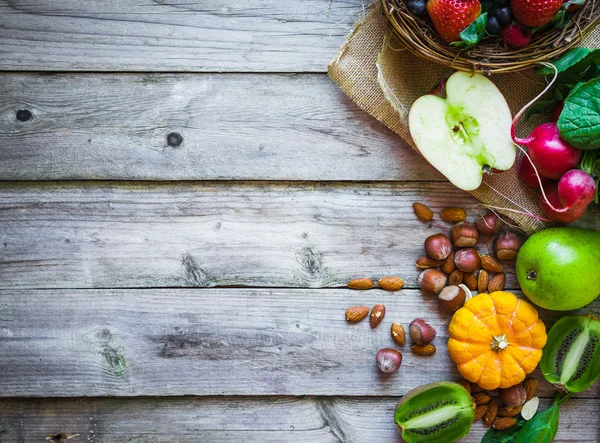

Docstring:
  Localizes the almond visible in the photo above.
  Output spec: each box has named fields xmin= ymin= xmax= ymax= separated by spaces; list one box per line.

xmin=481 ymin=255 xmax=503 ymax=273
xmin=458 ymin=380 xmax=472 ymax=395
xmin=471 ymin=383 xmax=485 ymax=393
xmin=493 ymin=417 xmax=517 ymax=431
xmin=441 ymin=251 xmax=456 ymax=274
xmin=378 ymin=276 xmax=404 ymax=292
xmin=448 ymin=269 xmax=464 ymax=286
xmin=473 ymin=404 xmax=488 ymax=421
xmin=413 ymin=202 xmax=433 ymax=222
xmin=415 ymin=255 xmax=443 ymax=269
xmin=411 ymin=344 xmax=436 ymax=356
xmin=463 ymin=272 xmax=478 ymax=291
xmin=483 ymin=399 xmax=499 ymax=426
xmin=498 ymin=405 xmax=522 ymax=417
xmin=488 ymin=273 xmax=506 ymax=292
xmin=391 ymin=323 xmax=406 ymax=346
xmin=370 ymin=304 xmax=386 ymax=328
xmin=473 ymin=392 xmax=491 ymax=405
xmin=345 ymin=306 xmax=369 ymax=322
xmin=440 ymin=207 xmax=467 ymax=223
xmin=478 ymin=270 xmax=489 ymax=294
xmin=347 ymin=278 xmax=374 ymax=290
xmin=524 ymin=377 xmax=538 ymax=401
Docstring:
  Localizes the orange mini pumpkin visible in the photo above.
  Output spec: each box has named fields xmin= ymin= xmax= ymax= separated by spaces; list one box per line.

xmin=447 ymin=291 xmax=547 ymax=390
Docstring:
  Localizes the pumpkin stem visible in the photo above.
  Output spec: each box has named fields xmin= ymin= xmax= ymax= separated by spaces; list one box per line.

xmin=491 ymin=334 xmax=509 ymax=352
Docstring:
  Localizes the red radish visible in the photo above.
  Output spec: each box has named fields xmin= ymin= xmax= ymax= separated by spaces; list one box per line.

xmin=557 ymin=169 xmax=597 ymax=209
xmin=540 ymin=183 xmax=588 ymax=223
xmin=518 ymin=154 xmax=552 ymax=190
xmin=511 ymin=122 xmax=582 ymax=179
xmin=551 ymin=101 xmax=564 ymax=122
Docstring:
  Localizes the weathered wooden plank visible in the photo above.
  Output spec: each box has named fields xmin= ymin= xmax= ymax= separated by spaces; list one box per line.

xmin=1 ymin=181 xmax=598 ymax=290
xmin=0 ymin=396 xmax=598 ymax=442
xmin=0 ymin=0 xmax=367 ymax=72
xmin=0 ymin=73 xmax=436 ymax=181
xmin=0 ymin=288 xmax=598 ymax=397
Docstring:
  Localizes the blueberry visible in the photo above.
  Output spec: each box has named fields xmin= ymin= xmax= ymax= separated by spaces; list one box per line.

xmin=497 ymin=7 xmax=513 ymax=25
xmin=407 ymin=0 xmax=426 ymax=15
xmin=487 ymin=16 xmax=501 ymax=35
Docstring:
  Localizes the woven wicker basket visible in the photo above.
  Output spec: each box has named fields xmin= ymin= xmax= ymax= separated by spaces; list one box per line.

xmin=382 ymin=0 xmax=600 ymax=74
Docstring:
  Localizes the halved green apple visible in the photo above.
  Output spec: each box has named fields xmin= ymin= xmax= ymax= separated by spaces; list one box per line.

xmin=408 ymin=72 xmax=515 ymax=191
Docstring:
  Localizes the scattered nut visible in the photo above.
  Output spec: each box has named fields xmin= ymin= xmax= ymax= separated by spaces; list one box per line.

xmin=409 ymin=318 xmax=437 ymax=345
xmin=391 ymin=323 xmax=406 ymax=346
xmin=458 ymin=284 xmax=473 ymax=301
xmin=473 ymin=392 xmax=491 ymax=405
xmin=476 ymin=211 xmax=505 ymax=236
xmin=411 ymin=344 xmax=436 ymax=356
xmin=450 ymin=221 xmax=479 ymax=247
xmin=440 ymin=207 xmax=467 ymax=223
xmin=481 ymin=255 xmax=503 ymax=273
xmin=378 ymin=276 xmax=404 ymax=292
xmin=488 ymin=273 xmax=506 ymax=292
xmin=463 ymin=272 xmax=478 ymax=291
xmin=347 ymin=278 xmax=374 ymax=290
xmin=500 ymin=384 xmax=527 ymax=407
xmin=495 ymin=232 xmax=521 ymax=261
xmin=471 ymin=383 xmax=485 ymax=393
xmin=521 ymin=396 xmax=539 ymax=421
xmin=448 ymin=268 xmax=464 ymax=286
xmin=523 ymin=378 xmax=538 ymax=401
xmin=370 ymin=304 xmax=386 ymax=328
xmin=424 ymin=233 xmax=453 ymax=260
xmin=418 ymin=269 xmax=447 ymax=295
xmin=416 ymin=256 xmax=444 ymax=269
xmin=478 ymin=270 xmax=489 ymax=294
xmin=483 ymin=399 xmax=499 ymax=426
xmin=454 ymin=248 xmax=481 ymax=273
xmin=492 ymin=417 xmax=517 ymax=431
xmin=438 ymin=285 xmax=466 ymax=314
xmin=473 ymin=404 xmax=488 ymax=421
xmin=376 ymin=348 xmax=403 ymax=374
xmin=498 ymin=405 xmax=522 ymax=417
xmin=441 ymin=251 xmax=456 ymax=274
xmin=345 ymin=306 xmax=370 ymax=322
xmin=413 ymin=202 xmax=433 ymax=222
xmin=458 ymin=380 xmax=472 ymax=395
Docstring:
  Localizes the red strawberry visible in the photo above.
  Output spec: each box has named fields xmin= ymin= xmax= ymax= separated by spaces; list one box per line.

xmin=511 ymin=0 xmax=563 ymax=27
xmin=426 ymin=0 xmax=482 ymax=43
xmin=500 ymin=24 xmax=533 ymax=47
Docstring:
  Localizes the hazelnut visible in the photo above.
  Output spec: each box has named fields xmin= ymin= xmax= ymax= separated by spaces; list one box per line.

xmin=418 ymin=269 xmax=447 ymax=295
xmin=438 ymin=285 xmax=466 ymax=313
xmin=454 ymin=248 xmax=481 ymax=272
xmin=409 ymin=318 xmax=437 ymax=345
xmin=450 ymin=221 xmax=479 ymax=247
xmin=376 ymin=348 xmax=402 ymax=374
xmin=424 ymin=233 xmax=452 ymax=260
xmin=499 ymin=384 xmax=527 ymax=407
xmin=494 ymin=232 xmax=521 ymax=261
xmin=476 ymin=211 xmax=505 ymax=236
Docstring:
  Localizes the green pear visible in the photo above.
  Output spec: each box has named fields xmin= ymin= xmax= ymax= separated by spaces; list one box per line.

xmin=516 ymin=227 xmax=600 ymax=311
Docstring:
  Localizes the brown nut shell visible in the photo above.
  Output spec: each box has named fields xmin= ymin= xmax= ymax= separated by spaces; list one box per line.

xmin=391 ymin=323 xmax=406 ymax=346
xmin=413 ymin=202 xmax=433 ymax=222
xmin=411 ymin=344 xmax=436 ymax=356
xmin=473 ymin=392 xmax=491 ymax=405
xmin=418 ymin=269 xmax=447 ymax=295
xmin=345 ymin=306 xmax=370 ymax=322
xmin=463 ymin=272 xmax=478 ymax=291
xmin=478 ymin=270 xmax=490 ymax=294
xmin=474 ymin=404 xmax=488 ymax=421
xmin=524 ymin=378 xmax=538 ymax=401
xmin=454 ymin=248 xmax=481 ymax=273
xmin=481 ymin=255 xmax=503 ymax=273
xmin=483 ymin=400 xmax=499 ymax=426
xmin=488 ymin=273 xmax=506 ymax=292
xmin=440 ymin=207 xmax=467 ymax=223
xmin=424 ymin=233 xmax=453 ymax=260
xmin=450 ymin=221 xmax=479 ymax=247
xmin=347 ymin=278 xmax=374 ymax=290
xmin=499 ymin=384 xmax=527 ymax=407
xmin=438 ymin=285 xmax=466 ymax=314
xmin=416 ymin=255 xmax=444 ymax=269
xmin=409 ymin=318 xmax=437 ymax=345
xmin=498 ymin=405 xmax=522 ymax=417
xmin=476 ymin=211 xmax=505 ymax=236
xmin=448 ymin=269 xmax=464 ymax=286
xmin=441 ymin=251 xmax=456 ymax=274
xmin=493 ymin=417 xmax=517 ymax=431
xmin=495 ymin=232 xmax=521 ymax=261
xmin=378 ymin=276 xmax=404 ymax=292
xmin=458 ymin=380 xmax=472 ymax=395
xmin=370 ymin=304 xmax=386 ymax=329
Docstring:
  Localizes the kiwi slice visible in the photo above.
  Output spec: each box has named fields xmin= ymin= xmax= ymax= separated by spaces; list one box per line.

xmin=394 ymin=382 xmax=474 ymax=443
xmin=541 ymin=315 xmax=600 ymax=393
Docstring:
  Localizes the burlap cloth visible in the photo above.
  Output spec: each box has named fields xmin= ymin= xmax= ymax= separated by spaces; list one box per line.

xmin=328 ymin=3 xmax=600 ymax=235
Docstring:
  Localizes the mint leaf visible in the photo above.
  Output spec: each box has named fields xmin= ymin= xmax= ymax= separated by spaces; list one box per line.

xmin=558 ymin=77 xmax=600 ymax=150
xmin=514 ymin=398 xmax=560 ymax=443
xmin=451 ymin=14 xmax=488 ymax=50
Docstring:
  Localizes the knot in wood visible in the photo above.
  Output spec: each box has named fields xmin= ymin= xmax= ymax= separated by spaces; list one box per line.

xmin=16 ymin=109 xmax=32 ymax=122
xmin=167 ymin=132 xmax=183 ymax=147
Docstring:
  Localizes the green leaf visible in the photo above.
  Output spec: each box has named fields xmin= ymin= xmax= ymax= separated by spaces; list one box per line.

xmin=514 ymin=398 xmax=560 ymax=443
xmin=451 ymin=13 xmax=488 ymax=50
xmin=537 ymin=48 xmax=591 ymax=75
xmin=558 ymin=77 xmax=600 ymax=150
xmin=482 ymin=418 xmax=525 ymax=443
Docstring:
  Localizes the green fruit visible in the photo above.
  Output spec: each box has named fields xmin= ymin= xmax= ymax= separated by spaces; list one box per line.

xmin=541 ymin=315 xmax=600 ymax=393
xmin=394 ymin=382 xmax=474 ymax=443
xmin=516 ymin=227 xmax=600 ymax=310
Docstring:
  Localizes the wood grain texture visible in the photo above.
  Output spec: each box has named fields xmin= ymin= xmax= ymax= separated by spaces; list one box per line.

xmin=0 ymin=288 xmax=598 ymax=397
xmin=0 ymin=396 xmax=598 ymax=442
xmin=0 ymin=0 xmax=367 ymax=72
xmin=0 ymin=72 xmax=437 ymax=181
xmin=0 ymin=181 xmax=512 ymax=289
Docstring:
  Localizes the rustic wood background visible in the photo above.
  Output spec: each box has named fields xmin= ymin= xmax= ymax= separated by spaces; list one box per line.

xmin=0 ymin=1 xmax=599 ymax=442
